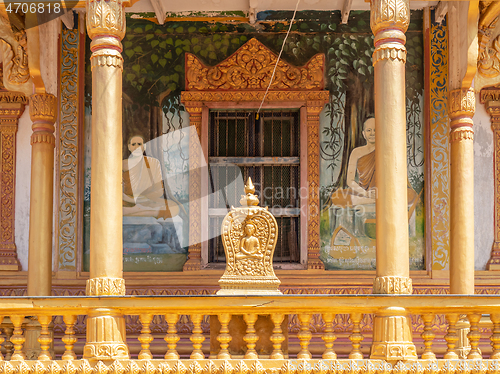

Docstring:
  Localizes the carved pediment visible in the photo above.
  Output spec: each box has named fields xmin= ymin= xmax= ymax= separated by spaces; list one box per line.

xmin=185 ymin=38 xmax=325 ymax=91
xmin=476 ymin=1 xmax=500 ymax=90
xmin=0 ymin=10 xmax=32 ymax=96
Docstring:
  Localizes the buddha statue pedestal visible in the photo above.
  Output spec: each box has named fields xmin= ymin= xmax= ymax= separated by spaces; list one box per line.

xmin=216 ymin=178 xmax=281 ymax=296
xmin=213 ymin=178 xmax=285 ymax=358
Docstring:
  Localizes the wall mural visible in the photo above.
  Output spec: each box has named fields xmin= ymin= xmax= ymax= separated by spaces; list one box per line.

xmin=83 ymin=10 xmax=425 ymax=272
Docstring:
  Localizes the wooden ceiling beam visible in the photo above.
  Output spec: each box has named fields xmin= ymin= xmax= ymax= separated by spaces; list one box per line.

xmin=341 ymin=0 xmax=353 ymax=24
xmin=150 ymin=0 xmax=166 ymax=24
xmin=435 ymin=1 xmax=448 ymax=24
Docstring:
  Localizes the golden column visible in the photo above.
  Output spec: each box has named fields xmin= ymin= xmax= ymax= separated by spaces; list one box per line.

xmin=27 ymin=93 xmax=57 ymax=296
xmin=448 ymin=88 xmax=475 ymax=293
xmin=369 ymin=0 xmax=417 ymax=360
xmin=83 ymin=0 xmax=129 ymax=360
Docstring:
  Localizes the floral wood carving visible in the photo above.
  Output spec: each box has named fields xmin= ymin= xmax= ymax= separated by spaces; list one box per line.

xmin=479 ymin=35 xmax=500 ymax=78
xmin=217 ymin=178 xmax=281 ymax=295
xmin=373 ymin=276 xmax=413 ymax=294
xmin=181 ymin=90 xmax=329 ymax=102
xmin=370 ymin=0 xmax=410 ymax=35
xmin=1 ymin=30 xmax=29 ymax=85
xmin=57 ymin=27 xmax=80 ymax=271
xmin=0 ymin=94 xmax=24 ymax=271
xmin=182 ymin=39 xmax=327 ymax=272
xmin=86 ymin=0 xmax=126 ymax=40
xmin=0 ymin=10 xmax=32 ymax=96
xmin=185 ymin=38 xmax=324 ymax=91
xmin=476 ymin=2 xmax=500 ymax=89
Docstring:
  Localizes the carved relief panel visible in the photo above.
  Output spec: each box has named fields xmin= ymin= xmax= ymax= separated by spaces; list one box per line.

xmin=0 ymin=90 xmax=26 ymax=270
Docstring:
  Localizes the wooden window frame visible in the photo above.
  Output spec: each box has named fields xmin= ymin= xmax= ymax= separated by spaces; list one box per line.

xmin=180 ymin=95 xmax=328 ymax=271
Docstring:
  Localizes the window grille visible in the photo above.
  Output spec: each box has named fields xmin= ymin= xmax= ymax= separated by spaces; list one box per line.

xmin=208 ymin=110 xmax=301 ymax=263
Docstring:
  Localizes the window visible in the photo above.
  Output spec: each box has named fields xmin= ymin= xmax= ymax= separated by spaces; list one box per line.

xmin=207 ymin=109 xmax=301 ymax=264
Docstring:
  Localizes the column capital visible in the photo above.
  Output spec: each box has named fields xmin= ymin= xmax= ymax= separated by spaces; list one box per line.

xmin=306 ymin=101 xmax=326 ymax=116
xmin=184 ymin=102 xmax=203 ymax=116
xmin=86 ymin=0 xmax=126 ymax=41
xmin=448 ymin=88 xmax=475 ymax=129
xmin=370 ymin=0 xmax=410 ymax=36
xmin=483 ymin=95 xmax=500 ymax=131
xmin=29 ymin=93 xmax=57 ymax=125
xmin=486 ymin=103 xmax=500 ymax=123
xmin=370 ymin=0 xmax=409 ymax=66
xmin=0 ymin=92 xmax=27 ymax=121
xmin=29 ymin=93 xmax=57 ymax=146
xmin=481 ymin=87 xmax=500 ymax=104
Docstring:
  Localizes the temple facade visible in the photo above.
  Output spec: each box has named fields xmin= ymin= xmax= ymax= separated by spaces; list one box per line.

xmin=0 ymin=0 xmax=500 ymax=369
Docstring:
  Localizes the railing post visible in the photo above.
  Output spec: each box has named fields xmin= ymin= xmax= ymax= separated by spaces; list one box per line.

xmin=83 ymin=0 xmax=130 ymax=361
xmin=62 ymin=315 xmax=78 ymax=360
xmin=321 ymin=313 xmax=337 ymax=360
xmin=369 ymin=0 xmax=417 ymax=361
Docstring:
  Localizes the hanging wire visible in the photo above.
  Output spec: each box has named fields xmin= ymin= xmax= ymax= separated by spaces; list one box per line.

xmin=256 ymin=0 xmax=301 ymax=120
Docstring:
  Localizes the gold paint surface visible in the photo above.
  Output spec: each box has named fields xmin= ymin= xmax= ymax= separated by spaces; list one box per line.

xmin=447 ymin=88 xmax=475 ymax=294
xmin=183 ymin=103 xmax=202 ymax=271
xmin=371 ymin=0 xmax=410 ymax=284
xmin=0 ymin=96 xmax=24 ymax=271
xmin=27 ymin=93 xmax=57 ymax=296
xmin=57 ymin=26 xmax=80 ymax=271
xmin=86 ymin=0 xmax=126 ymax=41
xmin=182 ymin=38 xmax=328 ymax=270
xmin=217 ymin=178 xmax=281 ymax=295
xmin=87 ymin=0 xmax=127 ymax=282
xmin=306 ymin=103 xmax=326 ymax=270
xmin=430 ymin=20 xmax=450 ymax=271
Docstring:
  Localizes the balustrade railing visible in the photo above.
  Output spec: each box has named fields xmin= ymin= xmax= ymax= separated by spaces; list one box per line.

xmin=0 ymin=295 xmax=499 ymax=373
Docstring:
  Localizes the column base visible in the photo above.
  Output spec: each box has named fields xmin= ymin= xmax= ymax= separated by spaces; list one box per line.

xmin=487 ymin=242 xmax=500 ymax=270
xmin=307 ymin=257 xmax=325 ymax=270
xmin=183 ymin=256 xmax=201 ymax=271
xmin=370 ymin=307 xmax=417 ymax=361
xmin=0 ymin=248 xmax=21 ymax=271
xmin=83 ymin=308 xmax=129 ymax=361
xmin=0 ymin=263 xmax=20 ymax=271
xmin=373 ymin=276 xmax=413 ymax=294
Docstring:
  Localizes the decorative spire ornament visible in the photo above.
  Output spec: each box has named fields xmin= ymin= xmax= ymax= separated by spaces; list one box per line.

xmin=217 ymin=178 xmax=282 ymax=295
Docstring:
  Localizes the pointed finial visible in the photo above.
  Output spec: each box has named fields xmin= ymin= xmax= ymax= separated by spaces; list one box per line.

xmin=245 ymin=177 xmax=256 ymax=195
xmin=240 ymin=177 xmax=259 ymax=206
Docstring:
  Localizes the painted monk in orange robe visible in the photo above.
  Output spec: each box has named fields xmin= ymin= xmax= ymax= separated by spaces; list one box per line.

xmin=331 ymin=118 xmax=418 ymax=207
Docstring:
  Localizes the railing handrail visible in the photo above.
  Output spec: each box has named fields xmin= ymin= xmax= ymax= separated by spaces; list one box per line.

xmin=0 ymin=294 xmax=498 ymax=316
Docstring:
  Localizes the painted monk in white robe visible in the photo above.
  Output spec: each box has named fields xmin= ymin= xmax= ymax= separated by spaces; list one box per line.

xmin=122 ymin=135 xmax=179 ymax=219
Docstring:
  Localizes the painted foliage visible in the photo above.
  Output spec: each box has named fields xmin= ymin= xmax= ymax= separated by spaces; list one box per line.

xmin=83 ymin=10 xmax=425 ymax=271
